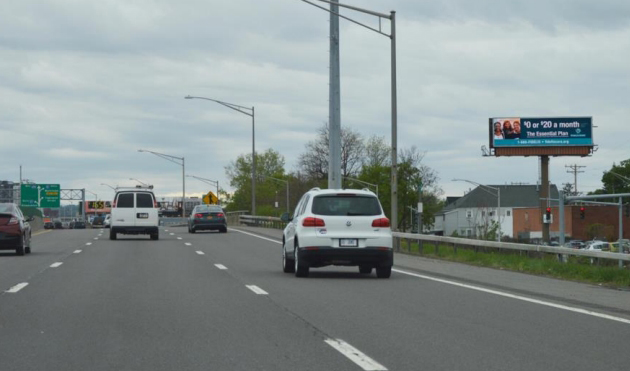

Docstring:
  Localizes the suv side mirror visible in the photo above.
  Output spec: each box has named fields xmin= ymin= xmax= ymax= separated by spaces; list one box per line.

xmin=280 ymin=212 xmax=292 ymax=223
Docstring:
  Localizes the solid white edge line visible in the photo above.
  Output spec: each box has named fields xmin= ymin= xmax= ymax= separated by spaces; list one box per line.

xmin=392 ymin=268 xmax=630 ymax=325
xmin=246 ymin=285 xmax=268 ymax=295
xmin=230 ymin=228 xmax=282 ymax=244
xmin=233 ymin=229 xmax=630 ymax=326
xmin=325 ymin=338 xmax=387 ymax=371
xmin=50 ymin=262 xmax=63 ymax=268
xmin=6 ymin=282 xmax=29 ymax=293
xmin=73 ymin=250 xmax=82 ymax=254
xmin=195 ymin=251 xmax=205 ymax=255
xmin=214 ymin=264 xmax=228 ymax=270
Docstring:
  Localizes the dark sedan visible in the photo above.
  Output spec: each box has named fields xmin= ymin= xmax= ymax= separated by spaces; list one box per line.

xmin=188 ymin=205 xmax=227 ymax=233
xmin=73 ymin=221 xmax=87 ymax=229
xmin=44 ymin=221 xmax=55 ymax=229
xmin=0 ymin=203 xmax=33 ymax=255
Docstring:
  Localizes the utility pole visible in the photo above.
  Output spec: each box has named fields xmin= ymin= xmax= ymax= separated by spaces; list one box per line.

xmin=328 ymin=0 xmax=342 ymax=190
xmin=565 ymin=164 xmax=585 ymax=193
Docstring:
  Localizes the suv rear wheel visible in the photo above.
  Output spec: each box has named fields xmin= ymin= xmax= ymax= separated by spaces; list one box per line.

xmin=376 ymin=266 xmax=392 ymax=279
xmin=109 ymin=229 xmax=117 ymax=240
xmin=294 ymin=242 xmax=309 ymax=277
xmin=282 ymin=241 xmax=295 ymax=273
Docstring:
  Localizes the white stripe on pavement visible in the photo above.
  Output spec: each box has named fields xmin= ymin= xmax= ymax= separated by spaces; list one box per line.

xmin=325 ymin=338 xmax=387 ymax=371
xmin=94 ymin=237 xmax=98 ymax=240
xmin=392 ymin=268 xmax=630 ymax=325
xmin=177 ymin=237 xmax=182 ymax=240
xmin=50 ymin=262 xmax=63 ymax=268
xmin=246 ymin=285 xmax=268 ymax=295
xmin=230 ymin=228 xmax=281 ymax=245
xmin=169 ymin=233 xmax=175 ymax=236
xmin=6 ymin=282 xmax=29 ymax=293
xmin=73 ymin=250 xmax=82 ymax=254
xmin=185 ymin=243 xmax=192 ymax=246
xmin=195 ymin=251 xmax=205 ymax=255
xmin=86 ymin=242 xmax=92 ymax=246
xmin=235 ymin=228 xmax=630 ymax=326
xmin=214 ymin=264 xmax=228 ymax=270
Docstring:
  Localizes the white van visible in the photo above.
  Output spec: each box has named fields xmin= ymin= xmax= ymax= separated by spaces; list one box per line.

xmin=110 ymin=186 xmax=159 ymax=240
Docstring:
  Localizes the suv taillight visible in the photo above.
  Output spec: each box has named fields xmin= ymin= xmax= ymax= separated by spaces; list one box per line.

xmin=8 ymin=216 xmax=18 ymax=225
xmin=194 ymin=213 xmax=203 ymax=219
xmin=302 ymin=217 xmax=325 ymax=227
xmin=372 ymin=218 xmax=390 ymax=228
xmin=217 ymin=213 xmax=224 ymax=218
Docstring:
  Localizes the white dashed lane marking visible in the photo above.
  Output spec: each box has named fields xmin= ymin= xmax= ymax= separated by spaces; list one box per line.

xmin=214 ymin=264 xmax=228 ymax=270
xmin=325 ymin=338 xmax=387 ymax=371
xmin=73 ymin=250 xmax=82 ymax=254
xmin=185 ymin=243 xmax=192 ymax=246
xmin=50 ymin=262 xmax=63 ymax=268
xmin=195 ymin=251 xmax=205 ymax=255
xmin=246 ymin=285 xmax=268 ymax=295
xmin=169 ymin=233 xmax=175 ymax=236
xmin=86 ymin=242 xmax=92 ymax=246
xmin=6 ymin=282 xmax=29 ymax=293
xmin=177 ymin=237 xmax=182 ymax=240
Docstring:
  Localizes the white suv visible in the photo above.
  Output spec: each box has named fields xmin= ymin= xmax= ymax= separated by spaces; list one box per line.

xmin=280 ymin=188 xmax=393 ymax=278
xmin=110 ymin=186 xmax=159 ymax=240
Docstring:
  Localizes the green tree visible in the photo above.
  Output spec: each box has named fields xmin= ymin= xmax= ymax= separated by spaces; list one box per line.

xmin=225 ymin=149 xmax=286 ymax=215
xmin=590 ymin=159 xmax=630 ymax=195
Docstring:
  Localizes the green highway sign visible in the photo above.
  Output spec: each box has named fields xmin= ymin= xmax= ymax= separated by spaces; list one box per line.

xmin=21 ymin=184 xmax=61 ymax=208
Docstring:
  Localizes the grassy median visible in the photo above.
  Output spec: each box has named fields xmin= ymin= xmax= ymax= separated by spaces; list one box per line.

xmin=399 ymin=240 xmax=630 ymax=288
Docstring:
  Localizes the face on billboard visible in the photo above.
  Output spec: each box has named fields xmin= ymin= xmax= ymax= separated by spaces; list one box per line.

xmin=490 ymin=117 xmax=593 ymax=148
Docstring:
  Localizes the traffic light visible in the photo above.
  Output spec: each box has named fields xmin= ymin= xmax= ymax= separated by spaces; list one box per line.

xmin=580 ymin=207 xmax=585 ymax=219
xmin=545 ymin=207 xmax=551 ymax=222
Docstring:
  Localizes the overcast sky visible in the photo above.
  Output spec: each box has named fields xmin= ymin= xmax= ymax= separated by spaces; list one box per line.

xmin=1 ymin=0 xmax=629 ymax=204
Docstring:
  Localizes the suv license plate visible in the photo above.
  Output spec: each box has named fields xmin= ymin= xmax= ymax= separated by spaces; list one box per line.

xmin=340 ymin=238 xmax=358 ymax=247
xmin=137 ymin=213 xmax=149 ymax=219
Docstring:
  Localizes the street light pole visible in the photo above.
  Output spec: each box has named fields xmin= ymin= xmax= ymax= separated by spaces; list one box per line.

xmin=100 ymin=183 xmax=116 ymax=191
xmin=185 ymin=95 xmax=256 ymax=215
xmin=300 ymin=0 xmax=398 ymax=232
xmin=453 ymin=178 xmax=501 ymax=242
xmin=129 ymin=178 xmax=148 ymax=186
xmin=138 ymin=149 xmax=186 ymax=217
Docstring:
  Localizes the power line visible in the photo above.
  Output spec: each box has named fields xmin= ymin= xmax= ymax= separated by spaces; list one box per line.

xmin=565 ymin=164 xmax=585 ymax=193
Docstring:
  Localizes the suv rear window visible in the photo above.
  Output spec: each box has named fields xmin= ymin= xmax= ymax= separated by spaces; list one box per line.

xmin=136 ymin=193 xmax=154 ymax=208
xmin=312 ymin=195 xmax=381 ymax=216
xmin=116 ymin=193 xmax=134 ymax=208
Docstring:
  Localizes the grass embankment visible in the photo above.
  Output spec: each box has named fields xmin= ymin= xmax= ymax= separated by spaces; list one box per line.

xmin=399 ymin=240 xmax=630 ymax=288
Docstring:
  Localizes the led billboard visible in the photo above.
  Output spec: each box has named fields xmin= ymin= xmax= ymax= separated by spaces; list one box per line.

xmin=490 ymin=117 xmax=593 ymax=148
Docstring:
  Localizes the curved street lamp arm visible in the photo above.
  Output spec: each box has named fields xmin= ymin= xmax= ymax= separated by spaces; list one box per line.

xmin=185 ymin=96 xmax=253 ymax=117
xmin=301 ymin=0 xmax=390 ymax=38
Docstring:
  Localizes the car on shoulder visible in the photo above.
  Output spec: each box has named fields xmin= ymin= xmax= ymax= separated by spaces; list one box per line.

xmin=280 ymin=188 xmax=393 ymax=278
xmin=0 ymin=203 xmax=33 ymax=256
xmin=69 ymin=221 xmax=75 ymax=229
xmin=110 ymin=186 xmax=159 ymax=240
xmin=187 ymin=205 xmax=227 ymax=233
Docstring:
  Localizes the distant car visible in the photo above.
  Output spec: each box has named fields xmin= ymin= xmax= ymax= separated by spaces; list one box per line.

xmin=568 ymin=240 xmax=585 ymax=249
xmin=0 ymin=203 xmax=33 ymax=255
xmin=92 ymin=215 xmax=105 ymax=227
xmin=69 ymin=221 xmax=75 ymax=229
xmin=280 ymin=187 xmax=393 ymax=278
xmin=44 ymin=221 xmax=55 ymax=229
xmin=62 ymin=222 xmax=69 ymax=229
xmin=586 ymin=241 xmax=609 ymax=251
xmin=103 ymin=214 xmax=111 ymax=228
xmin=187 ymin=205 xmax=227 ymax=233
xmin=54 ymin=220 xmax=63 ymax=229
xmin=73 ymin=221 xmax=86 ymax=229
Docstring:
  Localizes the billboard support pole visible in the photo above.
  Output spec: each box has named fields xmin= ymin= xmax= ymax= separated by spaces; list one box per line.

xmin=541 ymin=155 xmax=550 ymax=243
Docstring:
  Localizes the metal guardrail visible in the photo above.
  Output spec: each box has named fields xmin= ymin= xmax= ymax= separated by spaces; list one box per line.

xmin=392 ymin=231 xmax=630 ymax=262
xmin=237 ymin=214 xmax=629 ymax=264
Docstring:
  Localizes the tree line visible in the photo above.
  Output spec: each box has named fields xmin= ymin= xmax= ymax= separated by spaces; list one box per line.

xmin=222 ymin=123 xmax=444 ymax=231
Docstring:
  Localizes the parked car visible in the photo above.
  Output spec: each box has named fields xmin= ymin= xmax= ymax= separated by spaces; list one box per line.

xmin=568 ymin=240 xmax=585 ymax=249
xmin=110 ymin=186 xmax=159 ymax=240
xmin=586 ymin=241 xmax=609 ymax=251
xmin=44 ymin=221 xmax=55 ymax=229
xmin=280 ymin=187 xmax=393 ymax=278
xmin=103 ymin=214 xmax=111 ymax=228
xmin=69 ymin=221 xmax=75 ymax=229
xmin=0 ymin=203 xmax=33 ymax=255
xmin=187 ymin=205 xmax=227 ymax=233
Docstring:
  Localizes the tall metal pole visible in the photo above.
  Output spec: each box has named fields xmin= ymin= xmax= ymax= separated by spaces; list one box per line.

xmin=328 ymin=0 xmax=342 ymax=189
xmin=541 ymin=156 xmax=550 ymax=243
xmin=559 ymin=190 xmax=565 ymax=246
xmin=390 ymin=10 xmax=398 ymax=233
xmin=252 ymin=107 xmax=256 ymax=215
xmin=182 ymin=157 xmax=186 ymax=218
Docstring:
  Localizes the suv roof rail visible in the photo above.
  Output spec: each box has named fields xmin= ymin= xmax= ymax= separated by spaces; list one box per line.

xmin=309 ymin=187 xmax=321 ymax=192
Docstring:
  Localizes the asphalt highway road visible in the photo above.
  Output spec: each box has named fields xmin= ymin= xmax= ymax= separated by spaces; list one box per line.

xmin=1 ymin=226 xmax=629 ymax=371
